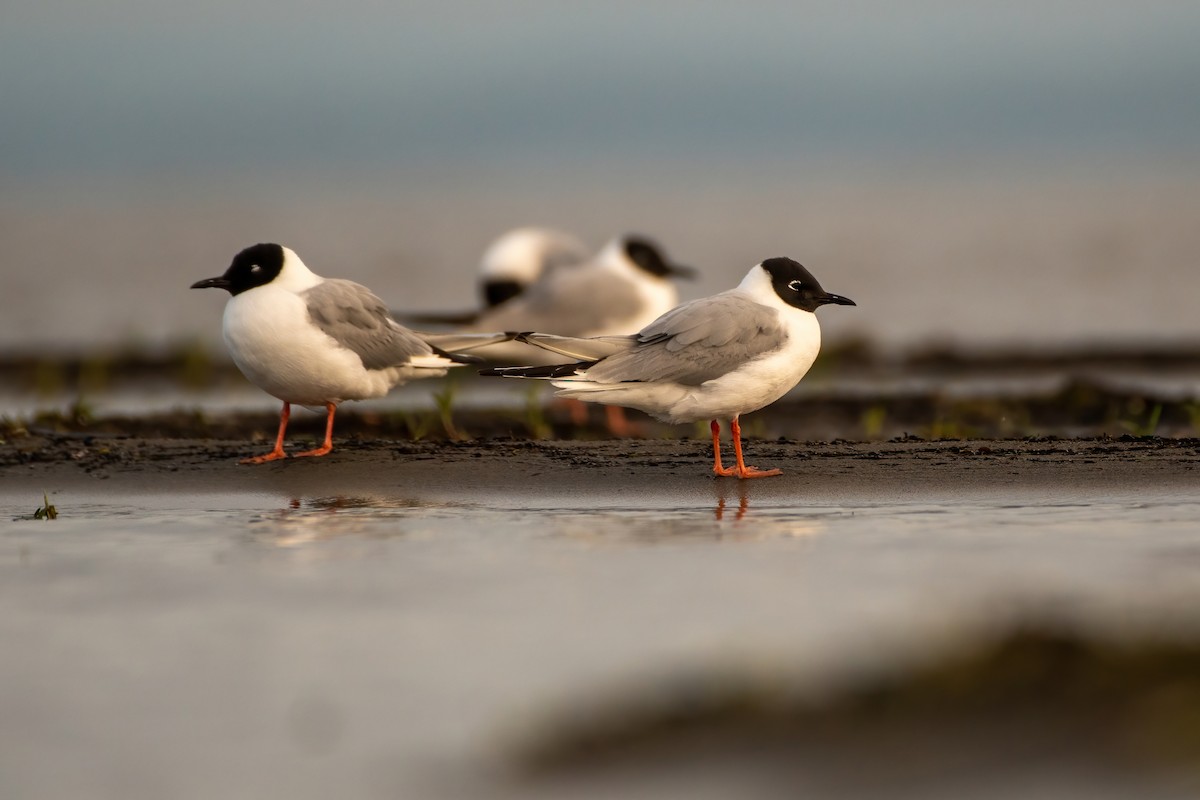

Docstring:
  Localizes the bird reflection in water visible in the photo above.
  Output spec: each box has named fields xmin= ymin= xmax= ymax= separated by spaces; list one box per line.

xmin=254 ymin=495 xmax=437 ymax=548
xmin=714 ymin=487 xmax=750 ymax=521
xmin=711 ymin=484 xmax=830 ymax=539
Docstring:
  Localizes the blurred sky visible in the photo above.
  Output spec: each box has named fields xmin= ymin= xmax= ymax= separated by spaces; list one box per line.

xmin=1 ymin=2 xmax=1199 ymax=352
xmin=3 ymin=1 xmax=1198 ymax=177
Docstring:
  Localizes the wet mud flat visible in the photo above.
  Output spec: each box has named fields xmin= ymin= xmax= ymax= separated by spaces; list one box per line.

xmin=2 ymin=432 xmax=1199 ymax=502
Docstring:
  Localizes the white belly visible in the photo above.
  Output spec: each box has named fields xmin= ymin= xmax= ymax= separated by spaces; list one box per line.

xmin=222 ymin=287 xmax=403 ymax=405
xmin=671 ymin=338 xmax=819 ymax=423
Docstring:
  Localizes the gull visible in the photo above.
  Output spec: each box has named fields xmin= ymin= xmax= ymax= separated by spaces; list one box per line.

xmin=191 ymin=243 xmax=510 ymax=464
xmin=483 ymin=257 xmax=855 ymax=478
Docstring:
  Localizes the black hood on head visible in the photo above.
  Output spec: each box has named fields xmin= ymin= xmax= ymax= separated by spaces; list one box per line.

xmin=760 ymin=257 xmax=855 ymax=312
xmin=190 ymin=243 xmax=286 ymax=295
xmin=622 ymin=236 xmax=694 ymax=279
xmin=482 ymin=278 xmax=524 ymax=308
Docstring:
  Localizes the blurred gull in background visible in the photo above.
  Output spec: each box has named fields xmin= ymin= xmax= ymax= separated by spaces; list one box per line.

xmin=476 ymin=226 xmax=590 ymax=311
xmin=464 ymin=234 xmax=694 ymax=361
xmin=407 ymin=226 xmax=589 ymax=325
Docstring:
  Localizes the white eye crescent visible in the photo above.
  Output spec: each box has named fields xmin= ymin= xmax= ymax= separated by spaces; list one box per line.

xmin=250 ymin=264 xmax=263 ymax=274
xmin=787 ymin=279 xmax=803 ymax=292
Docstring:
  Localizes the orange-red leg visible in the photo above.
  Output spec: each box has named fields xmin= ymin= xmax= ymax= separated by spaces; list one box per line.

xmin=729 ymin=416 xmax=782 ymax=478
xmin=293 ymin=402 xmax=337 ymax=458
xmin=241 ymin=401 xmax=291 ymax=464
xmin=711 ymin=419 xmax=737 ymax=476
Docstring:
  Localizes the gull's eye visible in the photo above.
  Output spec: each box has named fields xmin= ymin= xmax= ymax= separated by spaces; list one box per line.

xmin=787 ymin=279 xmax=803 ymax=292
xmin=250 ymin=264 xmax=263 ymax=274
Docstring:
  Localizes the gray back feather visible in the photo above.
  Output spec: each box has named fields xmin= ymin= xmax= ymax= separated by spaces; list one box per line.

xmin=477 ymin=263 xmax=643 ymax=335
xmin=584 ymin=292 xmax=785 ymax=386
xmin=303 ymin=279 xmax=434 ymax=370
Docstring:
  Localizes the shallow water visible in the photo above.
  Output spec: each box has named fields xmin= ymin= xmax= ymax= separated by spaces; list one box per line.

xmin=3 ymin=480 xmax=1200 ymax=798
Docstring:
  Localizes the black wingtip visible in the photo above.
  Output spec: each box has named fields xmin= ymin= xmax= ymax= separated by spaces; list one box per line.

xmin=430 ymin=344 xmax=483 ymax=365
xmin=479 ymin=360 xmax=598 ymax=379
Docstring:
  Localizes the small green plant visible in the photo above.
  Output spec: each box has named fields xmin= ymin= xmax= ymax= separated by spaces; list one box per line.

xmin=1120 ymin=402 xmax=1162 ymax=437
xmin=397 ymin=410 xmax=434 ymax=441
xmin=33 ymin=492 xmax=58 ymax=520
xmin=432 ymin=379 xmax=464 ymax=440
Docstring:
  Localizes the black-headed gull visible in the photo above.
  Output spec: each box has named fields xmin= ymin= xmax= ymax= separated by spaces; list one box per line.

xmin=192 ymin=243 xmax=511 ymax=463
xmin=483 ymin=257 xmax=854 ymax=478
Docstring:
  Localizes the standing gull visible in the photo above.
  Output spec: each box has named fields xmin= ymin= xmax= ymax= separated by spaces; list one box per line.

xmin=191 ymin=243 xmax=511 ymax=464
xmin=483 ymin=257 xmax=855 ymax=478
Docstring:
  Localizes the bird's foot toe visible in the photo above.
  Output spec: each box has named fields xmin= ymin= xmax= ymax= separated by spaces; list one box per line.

xmin=737 ymin=466 xmax=782 ymax=479
xmin=240 ymin=450 xmax=288 ymax=465
xmin=292 ymin=445 xmax=333 ymax=459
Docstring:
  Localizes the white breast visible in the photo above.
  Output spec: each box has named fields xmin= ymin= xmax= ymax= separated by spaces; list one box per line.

xmin=222 ymin=286 xmax=396 ymax=405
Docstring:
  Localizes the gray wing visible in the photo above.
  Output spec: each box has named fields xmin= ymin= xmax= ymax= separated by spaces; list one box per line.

xmin=303 ymin=279 xmax=435 ymax=370
xmin=583 ymin=292 xmax=786 ymax=386
xmin=473 ymin=264 xmax=642 ymax=335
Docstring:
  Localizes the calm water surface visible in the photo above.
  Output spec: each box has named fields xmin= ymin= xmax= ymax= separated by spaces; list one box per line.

xmin=3 ymin=482 xmax=1200 ymax=798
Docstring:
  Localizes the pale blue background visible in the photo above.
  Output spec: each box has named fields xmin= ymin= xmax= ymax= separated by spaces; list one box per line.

xmin=3 ymin=2 xmax=1197 ymax=178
